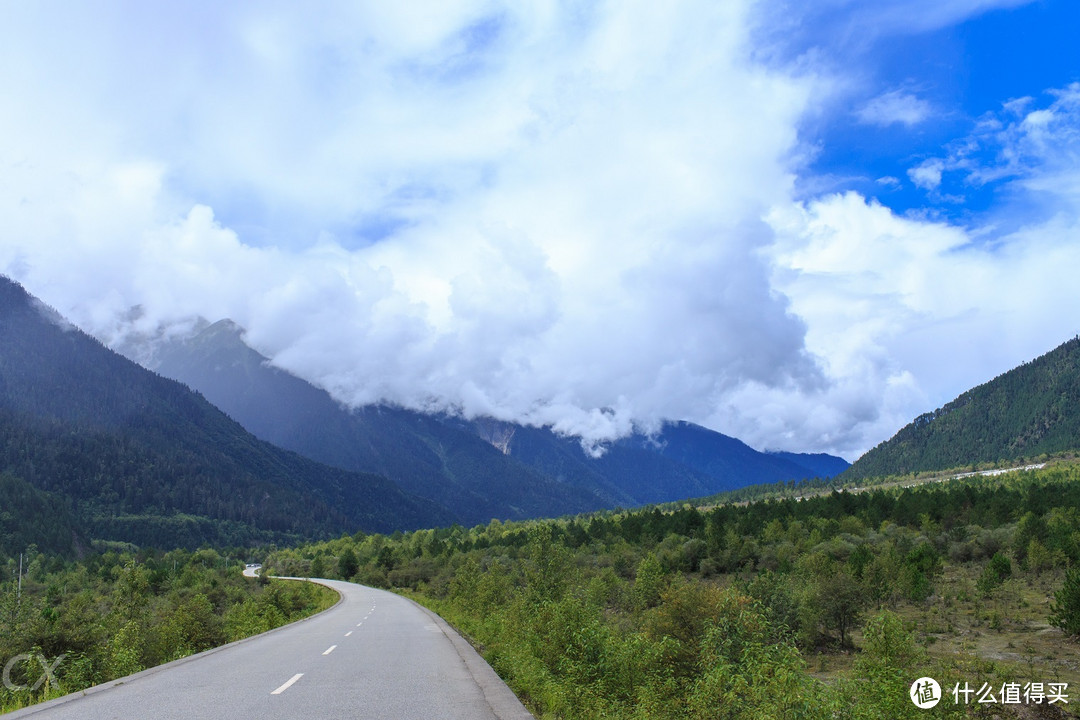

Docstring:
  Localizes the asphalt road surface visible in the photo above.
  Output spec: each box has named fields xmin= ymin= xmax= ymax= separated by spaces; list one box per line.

xmin=9 ymin=578 xmax=534 ymax=720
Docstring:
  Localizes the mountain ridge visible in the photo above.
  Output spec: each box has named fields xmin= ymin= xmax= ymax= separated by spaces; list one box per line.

xmin=117 ymin=315 xmax=849 ymax=519
xmin=0 ymin=276 xmax=451 ymax=553
xmin=843 ymin=336 xmax=1080 ymax=480
xmin=124 ymin=317 xmax=607 ymax=526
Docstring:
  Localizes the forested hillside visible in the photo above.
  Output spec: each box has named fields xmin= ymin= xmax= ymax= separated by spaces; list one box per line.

xmin=0 ymin=276 xmax=450 ymax=551
xmin=846 ymin=337 xmax=1080 ymax=480
xmin=265 ymin=464 xmax=1080 ymax=719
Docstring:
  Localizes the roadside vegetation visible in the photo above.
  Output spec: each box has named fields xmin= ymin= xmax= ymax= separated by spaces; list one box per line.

xmin=0 ymin=547 xmax=336 ymax=714
xmin=265 ymin=463 xmax=1080 ymax=718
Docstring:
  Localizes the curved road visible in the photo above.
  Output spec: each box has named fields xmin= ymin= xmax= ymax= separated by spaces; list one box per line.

xmin=9 ymin=577 xmax=533 ymax=720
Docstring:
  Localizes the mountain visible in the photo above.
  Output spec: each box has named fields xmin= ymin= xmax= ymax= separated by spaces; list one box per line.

xmin=766 ymin=451 xmax=852 ymax=479
xmin=451 ymin=418 xmax=849 ymax=505
xmin=0 ymin=276 xmax=451 ymax=553
xmin=121 ymin=318 xmax=605 ymax=526
xmin=118 ymin=318 xmax=848 ymax=517
xmin=844 ymin=336 xmax=1080 ymax=480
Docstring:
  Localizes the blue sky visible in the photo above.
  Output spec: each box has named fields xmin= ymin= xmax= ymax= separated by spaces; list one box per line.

xmin=1 ymin=0 xmax=1078 ymax=459
xmin=799 ymin=0 xmax=1079 ymax=227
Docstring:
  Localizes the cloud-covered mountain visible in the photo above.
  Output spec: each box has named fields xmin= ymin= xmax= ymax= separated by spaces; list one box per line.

xmin=116 ymin=316 xmax=848 ymax=520
xmin=443 ymin=417 xmax=850 ymax=508
xmin=0 ymin=276 xmax=450 ymax=552
xmin=119 ymin=317 xmax=606 ymax=526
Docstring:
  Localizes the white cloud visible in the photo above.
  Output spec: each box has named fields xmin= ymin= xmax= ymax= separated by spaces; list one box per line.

xmin=908 ymin=159 xmax=944 ymax=190
xmin=857 ymin=90 xmax=933 ymax=127
xmin=907 ymin=83 xmax=1080 ymax=207
xmin=760 ymin=191 xmax=1080 ymax=456
xmin=2 ymin=1 xmax=1078 ymax=463
xmin=857 ymin=0 xmax=1035 ymax=34
xmin=751 ymin=0 xmax=1036 ymax=64
xmin=0 ymin=1 xmax=826 ymax=454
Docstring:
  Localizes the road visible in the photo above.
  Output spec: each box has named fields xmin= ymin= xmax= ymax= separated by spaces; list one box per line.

xmin=9 ymin=577 xmax=534 ymax=720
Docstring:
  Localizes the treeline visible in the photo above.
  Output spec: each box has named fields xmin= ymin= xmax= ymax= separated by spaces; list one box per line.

xmin=265 ymin=464 xmax=1080 ymax=719
xmin=0 ymin=467 xmax=318 ymax=557
xmin=0 ymin=404 xmax=427 ymax=549
xmin=0 ymin=546 xmax=335 ymax=713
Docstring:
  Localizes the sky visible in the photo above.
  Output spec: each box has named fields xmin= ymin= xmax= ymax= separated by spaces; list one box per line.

xmin=1 ymin=0 xmax=1078 ymax=460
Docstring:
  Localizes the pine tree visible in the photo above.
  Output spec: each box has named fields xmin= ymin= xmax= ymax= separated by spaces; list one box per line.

xmin=1050 ymin=567 xmax=1080 ymax=636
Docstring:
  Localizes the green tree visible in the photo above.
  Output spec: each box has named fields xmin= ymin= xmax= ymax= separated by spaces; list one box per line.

xmin=687 ymin=588 xmax=823 ymax=719
xmin=900 ymin=542 xmax=941 ymax=602
xmin=633 ymin=553 xmax=666 ymax=610
xmin=108 ymin=620 xmax=145 ymax=678
xmin=112 ymin=560 xmax=150 ymax=625
xmin=818 ymin=570 xmax=864 ymax=648
xmin=157 ymin=593 xmax=225 ymax=660
xmin=522 ymin=525 xmax=570 ymax=604
xmin=1050 ymin=567 xmax=1080 ymax=636
xmin=1012 ymin=511 xmax=1048 ymax=567
xmin=828 ymin=611 xmax=925 ymax=720
xmin=338 ymin=548 xmax=359 ymax=580
xmin=977 ymin=552 xmax=1012 ymax=594
xmin=375 ymin=546 xmax=396 ymax=573
xmin=448 ymin=556 xmax=481 ymax=613
xmin=310 ymin=554 xmax=326 ymax=579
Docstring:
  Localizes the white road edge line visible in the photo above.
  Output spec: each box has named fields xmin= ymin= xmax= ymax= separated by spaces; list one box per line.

xmin=323 ymin=645 xmax=337 ymax=655
xmin=345 ymin=631 xmax=353 ymax=637
xmin=271 ymin=673 xmax=303 ymax=695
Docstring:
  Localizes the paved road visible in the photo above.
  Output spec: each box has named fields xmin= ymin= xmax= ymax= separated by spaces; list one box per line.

xmin=9 ymin=579 xmax=533 ymax=720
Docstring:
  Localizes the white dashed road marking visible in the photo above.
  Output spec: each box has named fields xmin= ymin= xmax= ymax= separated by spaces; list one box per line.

xmin=271 ymin=673 xmax=303 ymax=695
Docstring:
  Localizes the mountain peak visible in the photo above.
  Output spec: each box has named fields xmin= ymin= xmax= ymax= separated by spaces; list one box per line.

xmin=204 ymin=317 xmax=244 ymax=337
xmin=189 ymin=318 xmax=252 ymax=354
xmin=0 ymin=275 xmax=33 ymax=310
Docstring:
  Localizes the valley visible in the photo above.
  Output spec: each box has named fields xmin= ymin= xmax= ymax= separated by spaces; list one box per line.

xmin=2 ymin=274 xmax=1079 ymax=718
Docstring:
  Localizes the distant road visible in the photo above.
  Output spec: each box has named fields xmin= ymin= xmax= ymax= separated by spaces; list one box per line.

xmin=10 ymin=578 xmax=533 ymax=720
xmin=782 ymin=462 xmax=1051 ymax=504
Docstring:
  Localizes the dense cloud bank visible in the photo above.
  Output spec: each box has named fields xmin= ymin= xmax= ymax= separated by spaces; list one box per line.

xmin=2 ymin=1 xmax=1077 ymax=459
